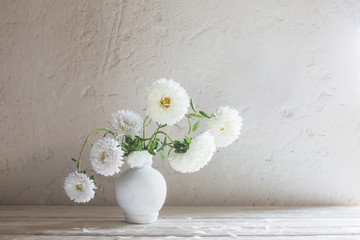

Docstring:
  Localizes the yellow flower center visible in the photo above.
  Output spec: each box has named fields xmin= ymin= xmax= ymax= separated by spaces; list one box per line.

xmin=119 ymin=119 xmax=131 ymax=131
xmin=101 ymin=152 xmax=107 ymax=161
xmin=160 ymin=97 xmax=171 ymax=108
xmin=220 ymin=127 xmax=224 ymax=131
xmin=75 ymin=184 xmax=83 ymax=191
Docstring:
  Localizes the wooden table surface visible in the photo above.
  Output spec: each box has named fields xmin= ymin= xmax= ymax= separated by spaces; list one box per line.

xmin=0 ymin=206 xmax=359 ymax=239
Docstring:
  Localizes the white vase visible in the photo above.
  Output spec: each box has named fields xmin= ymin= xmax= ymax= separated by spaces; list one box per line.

xmin=115 ymin=160 xmax=167 ymax=224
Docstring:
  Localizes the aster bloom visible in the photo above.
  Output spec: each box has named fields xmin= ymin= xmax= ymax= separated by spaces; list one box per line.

xmin=64 ymin=172 xmax=96 ymax=203
xmin=169 ymin=131 xmax=216 ymax=173
xmin=90 ymin=138 xmax=124 ymax=176
xmin=207 ymin=106 xmax=243 ymax=147
xmin=127 ymin=150 xmax=153 ymax=168
xmin=146 ymin=78 xmax=190 ymax=125
xmin=109 ymin=109 xmax=143 ymax=137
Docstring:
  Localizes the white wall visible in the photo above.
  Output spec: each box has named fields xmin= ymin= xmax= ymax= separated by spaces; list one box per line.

xmin=1 ymin=0 xmax=360 ymax=205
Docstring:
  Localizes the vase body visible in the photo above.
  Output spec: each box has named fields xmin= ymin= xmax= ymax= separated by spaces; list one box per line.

xmin=115 ymin=164 xmax=167 ymax=224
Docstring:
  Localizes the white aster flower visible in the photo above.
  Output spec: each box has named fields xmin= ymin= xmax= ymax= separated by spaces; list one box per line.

xmin=207 ymin=106 xmax=243 ymax=147
xmin=90 ymin=138 xmax=124 ymax=176
xmin=109 ymin=109 xmax=143 ymax=137
xmin=146 ymin=78 xmax=190 ymax=125
xmin=64 ymin=171 xmax=96 ymax=203
xmin=169 ymin=131 xmax=216 ymax=173
xmin=127 ymin=150 xmax=153 ymax=168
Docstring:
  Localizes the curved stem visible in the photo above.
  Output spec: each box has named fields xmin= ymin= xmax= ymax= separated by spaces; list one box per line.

xmin=155 ymin=131 xmax=174 ymax=144
xmin=147 ymin=126 xmax=160 ymax=149
xmin=77 ymin=128 xmax=114 ymax=172
xmin=114 ymin=134 xmax=125 ymax=141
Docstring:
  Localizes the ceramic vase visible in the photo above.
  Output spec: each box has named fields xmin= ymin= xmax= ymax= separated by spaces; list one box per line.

xmin=115 ymin=160 xmax=167 ymax=224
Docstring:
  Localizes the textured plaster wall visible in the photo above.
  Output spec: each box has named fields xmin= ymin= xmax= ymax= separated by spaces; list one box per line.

xmin=1 ymin=0 xmax=360 ymax=206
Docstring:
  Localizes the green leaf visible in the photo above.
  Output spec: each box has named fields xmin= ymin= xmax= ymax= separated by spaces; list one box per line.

xmin=186 ymin=113 xmax=203 ymax=118
xmin=135 ymin=142 xmax=142 ymax=151
xmin=90 ymin=175 xmax=96 ymax=185
xmin=158 ymin=151 xmax=165 ymax=161
xmin=174 ymin=123 xmax=181 ymax=129
xmin=156 ymin=123 xmax=167 ymax=129
xmin=124 ymin=136 xmax=131 ymax=144
xmin=71 ymin=158 xmax=77 ymax=162
xmin=151 ymin=138 xmax=160 ymax=150
xmin=159 ymin=137 xmax=167 ymax=151
xmin=187 ymin=118 xmax=191 ymax=134
xmin=103 ymin=132 xmax=108 ymax=137
xmin=168 ymin=147 xmax=174 ymax=157
xmin=199 ymin=111 xmax=210 ymax=118
xmin=184 ymin=135 xmax=191 ymax=143
xmin=146 ymin=118 xmax=152 ymax=126
xmin=190 ymin=99 xmax=197 ymax=113
xmin=148 ymin=149 xmax=156 ymax=155
xmin=192 ymin=120 xmax=200 ymax=131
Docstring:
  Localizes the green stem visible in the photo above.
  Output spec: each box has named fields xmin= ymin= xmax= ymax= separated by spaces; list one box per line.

xmin=155 ymin=131 xmax=174 ymax=144
xmin=147 ymin=125 xmax=160 ymax=149
xmin=114 ymin=134 xmax=125 ymax=141
xmin=143 ymin=115 xmax=149 ymax=147
xmin=77 ymin=128 xmax=114 ymax=172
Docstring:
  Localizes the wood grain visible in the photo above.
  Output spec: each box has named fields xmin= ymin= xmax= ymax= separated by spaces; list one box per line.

xmin=0 ymin=206 xmax=359 ymax=239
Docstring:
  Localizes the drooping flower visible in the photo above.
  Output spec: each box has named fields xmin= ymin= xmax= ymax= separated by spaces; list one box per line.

xmin=90 ymin=138 xmax=124 ymax=176
xmin=109 ymin=109 xmax=143 ymax=137
xmin=127 ymin=150 xmax=153 ymax=168
xmin=64 ymin=171 xmax=96 ymax=203
xmin=169 ymin=131 xmax=216 ymax=173
xmin=207 ymin=106 xmax=242 ymax=147
xmin=146 ymin=78 xmax=190 ymax=125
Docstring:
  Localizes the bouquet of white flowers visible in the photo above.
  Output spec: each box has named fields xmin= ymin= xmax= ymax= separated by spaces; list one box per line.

xmin=64 ymin=79 xmax=243 ymax=203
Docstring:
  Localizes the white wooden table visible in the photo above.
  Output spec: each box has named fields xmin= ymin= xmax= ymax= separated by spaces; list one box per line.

xmin=0 ymin=206 xmax=359 ymax=239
